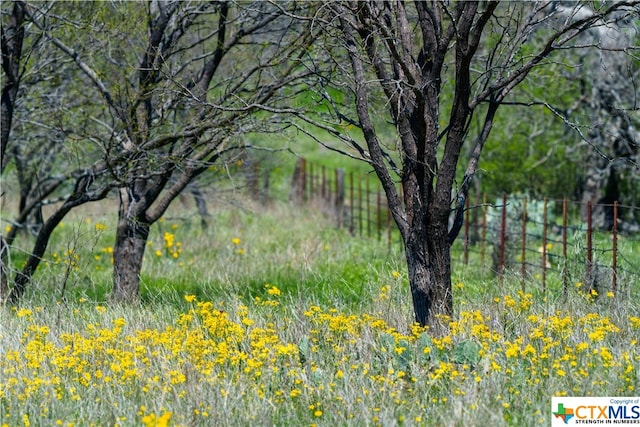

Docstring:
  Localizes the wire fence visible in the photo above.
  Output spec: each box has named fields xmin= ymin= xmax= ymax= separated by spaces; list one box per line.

xmin=287 ymin=158 xmax=640 ymax=295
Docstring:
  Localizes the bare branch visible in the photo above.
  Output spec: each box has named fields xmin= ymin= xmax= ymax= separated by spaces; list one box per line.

xmin=22 ymin=1 xmax=116 ymax=109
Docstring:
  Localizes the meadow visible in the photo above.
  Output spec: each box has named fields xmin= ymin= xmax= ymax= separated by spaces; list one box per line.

xmin=1 ymin=192 xmax=639 ymax=426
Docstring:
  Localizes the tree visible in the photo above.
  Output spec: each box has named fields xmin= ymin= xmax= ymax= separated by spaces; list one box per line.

xmin=1 ymin=0 xmax=26 ymax=299
xmin=484 ymin=2 xmax=640 ymax=227
xmin=2 ymin=1 xmax=131 ymax=303
xmin=10 ymin=1 xmax=318 ymax=302
xmin=1 ymin=1 xmax=25 ymax=172
xmin=1 ymin=1 xmax=92 ymax=301
xmin=300 ymin=1 xmax=638 ymax=334
xmin=560 ymin=4 xmax=640 ymax=230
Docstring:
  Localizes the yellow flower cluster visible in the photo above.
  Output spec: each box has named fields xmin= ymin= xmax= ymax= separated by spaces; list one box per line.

xmin=161 ymin=231 xmax=182 ymax=258
xmin=231 ymin=237 xmax=245 ymax=255
xmin=1 ymin=292 xmax=638 ymax=425
xmin=1 ymin=298 xmax=304 ymax=425
xmin=50 ymin=249 xmax=80 ymax=269
xmin=146 ymin=228 xmax=184 ymax=260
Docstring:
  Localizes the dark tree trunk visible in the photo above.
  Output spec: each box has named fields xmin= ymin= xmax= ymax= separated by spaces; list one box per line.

xmin=0 ymin=237 xmax=8 ymax=302
xmin=111 ymin=188 xmax=151 ymax=302
xmin=405 ymin=227 xmax=453 ymax=335
xmin=112 ymin=221 xmax=148 ymax=302
xmin=1 ymin=2 xmax=26 ymax=299
xmin=191 ymin=185 xmax=210 ymax=230
xmin=1 ymin=1 xmax=25 ymax=173
xmin=427 ymin=218 xmax=454 ymax=323
xmin=17 ymin=177 xmax=44 ymax=235
xmin=1 ymin=85 xmax=17 ymax=172
xmin=400 ymin=161 xmax=455 ymax=333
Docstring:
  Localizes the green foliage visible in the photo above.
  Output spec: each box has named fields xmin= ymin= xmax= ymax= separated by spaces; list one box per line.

xmin=478 ymin=82 xmax=581 ymax=200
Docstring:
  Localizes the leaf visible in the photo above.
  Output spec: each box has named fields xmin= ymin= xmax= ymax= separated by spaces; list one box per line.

xmin=298 ymin=335 xmax=309 ymax=365
xmin=416 ymin=332 xmax=433 ymax=363
xmin=378 ymin=332 xmax=396 ymax=353
xmin=451 ymin=340 xmax=481 ymax=366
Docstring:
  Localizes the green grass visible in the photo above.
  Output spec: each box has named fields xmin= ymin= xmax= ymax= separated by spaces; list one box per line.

xmin=1 ymin=195 xmax=639 ymax=427
xmin=10 ymin=198 xmax=400 ymax=307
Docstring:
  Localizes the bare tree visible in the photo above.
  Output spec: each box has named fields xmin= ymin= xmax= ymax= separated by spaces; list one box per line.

xmin=299 ymin=1 xmax=638 ymax=334
xmin=0 ymin=0 xmax=57 ymax=300
xmin=1 ymin=1 xmax=25 ymax=171
xmin=2 ymin=56 xmax=116 ymax=302
xmin=7 ymin=1 xmax=318 ymax=302
xmin=0 ymin=1 xmax=26 ymax=299
xmin=2 ymin=0 xmax=128 ymax=303
xmin=556 ymin=3 xmax=640 ymax=230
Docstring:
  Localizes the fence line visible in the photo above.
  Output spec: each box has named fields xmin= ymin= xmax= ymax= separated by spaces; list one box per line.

xmin=287 ymin=157 xmax=640 ymax=294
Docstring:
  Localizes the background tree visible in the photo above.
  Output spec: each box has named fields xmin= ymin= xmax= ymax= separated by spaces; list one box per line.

xmin=1 ymin=1 xmax=104 ymax=301
xmin=1 ymin=0 xmax=132 ymax=303
xmin=8 ymin=1 xmax=318 ymax=302
xmin=482 ymin=3 xmax=640 ymax=228
xmin=562 ymin=4 xmax=640 ymax=230
xmin=477 ymin=72 xmax=584 ymax=201
xmin=1 ymin=1 xmax=26 ymax=298
xmin=1 ymin=1 xmax=24 ymax=171
xmin=299 ymin=1 xmax=638 ymax=334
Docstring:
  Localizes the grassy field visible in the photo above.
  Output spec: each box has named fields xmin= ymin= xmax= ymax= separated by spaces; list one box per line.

xmin=1 ymin=188 xmax=639 ymax=426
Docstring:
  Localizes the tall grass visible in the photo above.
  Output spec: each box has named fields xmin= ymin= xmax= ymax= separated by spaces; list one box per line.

xmin=1 ymin=198 xmax=639 ymax=426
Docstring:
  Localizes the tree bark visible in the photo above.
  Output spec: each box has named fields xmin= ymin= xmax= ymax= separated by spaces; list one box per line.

xmin=1 ymin=1 xmax=26 ymax=298
xmin=1 ymin=1 xmax=25 ymax=173
xmin=0 ymin=238 xmax=8 ymax=302
xmin=111 ymin=222 xmax=148 ymax=302
xmin=405 ymin=227 xmax=452 ymax=335
xmin=111 ymin=187 xmax=151 ymax=302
